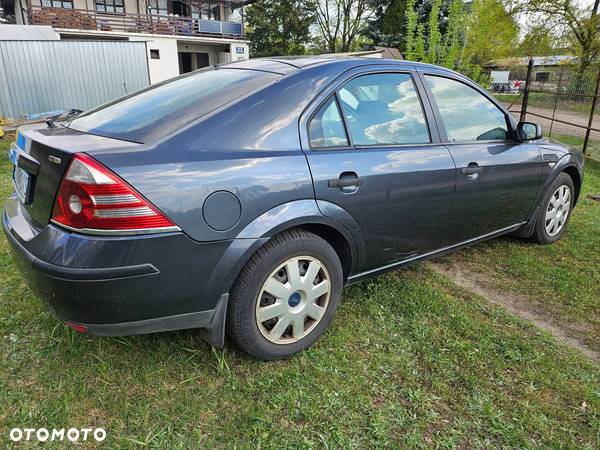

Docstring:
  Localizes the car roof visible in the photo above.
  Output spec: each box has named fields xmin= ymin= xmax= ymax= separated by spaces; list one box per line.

xmin=223 ymin=55 xmax=454 ymax=75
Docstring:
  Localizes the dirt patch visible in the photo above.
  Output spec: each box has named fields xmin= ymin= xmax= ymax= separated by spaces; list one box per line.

xmin=428 ymin=262 xmax=600 ymax=363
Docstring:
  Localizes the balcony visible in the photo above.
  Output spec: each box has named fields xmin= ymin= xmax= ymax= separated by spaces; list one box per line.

xmin=28 ymin=6 xmax=244 ymax=39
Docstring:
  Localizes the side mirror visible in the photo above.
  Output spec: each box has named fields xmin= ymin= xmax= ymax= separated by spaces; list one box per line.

xmin=517 ymin=121 xmax=542 ymax=141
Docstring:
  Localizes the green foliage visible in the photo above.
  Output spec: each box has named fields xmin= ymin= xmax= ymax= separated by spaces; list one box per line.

xmin=404 ymin=0 xmax=417 ymax=59
xmin=517 ymin=25 xmax=557 ymax=57
xmin=245 ymin=0 xmax=315 ymax=57
xmin=403 ymin=0 xmax=516 ymax=81
xmin=441 ymin=0 xmax=464 ymax=68
xmin=508 ymin=0 xmax=600 ymax=74
xmin=414 ymin=23 xmax=426 ymax=61
xmin=462 ymin=0 xmax=518 ymax=66
xmin=426 ymin=0 xmax=442 ymax=63
xmin=364 ymin=0 xmax=408 ymax=49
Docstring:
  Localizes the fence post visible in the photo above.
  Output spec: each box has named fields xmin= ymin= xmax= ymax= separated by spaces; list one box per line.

xmin=520 ymin=58 xmax=534 ymax=123
xmin=583 ymin=66 xmax=600 ymax=154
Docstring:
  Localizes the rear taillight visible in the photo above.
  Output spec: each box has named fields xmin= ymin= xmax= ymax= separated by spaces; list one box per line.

xmin=51 ymin=153 xmax=179 ymax=235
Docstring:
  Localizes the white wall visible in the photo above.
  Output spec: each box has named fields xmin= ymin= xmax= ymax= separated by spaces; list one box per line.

xmin=229 ymin=42 xmax=248 ymax=62
xmin=129 ymin=36 xmax=179 ymax=84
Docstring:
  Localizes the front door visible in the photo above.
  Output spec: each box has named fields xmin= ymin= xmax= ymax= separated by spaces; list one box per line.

xmin=304 ymin=71 xmax=457 ymax=272
xmin=422 ymin=73 xmax=543 ymax=242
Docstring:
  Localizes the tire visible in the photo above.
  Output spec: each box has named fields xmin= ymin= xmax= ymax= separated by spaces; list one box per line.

xmin=531 ymin=172 xmax=575 ymax=244
xmin=227 ymin=229 xmax=343 ymax=360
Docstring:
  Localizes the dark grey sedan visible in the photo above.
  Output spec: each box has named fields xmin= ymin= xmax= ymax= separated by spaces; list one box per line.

xmin=3 ymin=57 xmax=584 ymax=360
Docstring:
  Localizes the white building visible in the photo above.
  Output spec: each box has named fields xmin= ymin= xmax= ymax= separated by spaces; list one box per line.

xmin=0 ymin=0 xmax=250 ymax=83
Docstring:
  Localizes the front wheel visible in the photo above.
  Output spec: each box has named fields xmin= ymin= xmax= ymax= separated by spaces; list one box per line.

xmin=531 ymin=172 xmax=575 ymax=244
xmin=227 ymin=229 xmax=343 ymax=360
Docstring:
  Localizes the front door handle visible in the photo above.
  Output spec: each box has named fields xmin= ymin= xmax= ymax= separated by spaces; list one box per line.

xmin=327 ymin=172 xmax=363 ymax=189
xmin=460 ymin=162 xmax=483 ymax=176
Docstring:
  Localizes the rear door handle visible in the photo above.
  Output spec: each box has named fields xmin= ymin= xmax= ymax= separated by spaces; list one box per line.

xmin=327 ymin=178 xmax=364 ymax=188
xmin=460 ymin=163 xmax=483 ymax=176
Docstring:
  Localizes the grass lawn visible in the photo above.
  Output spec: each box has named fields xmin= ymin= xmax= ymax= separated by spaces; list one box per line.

xmin=1 ymin=137 xmax=599 ymax=448
xmin=437 ymin=158 xmax=600 ymax=352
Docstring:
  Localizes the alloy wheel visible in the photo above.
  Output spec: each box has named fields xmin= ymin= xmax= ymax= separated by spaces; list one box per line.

xmin=255 ymin=256 xmax=331 ymax=344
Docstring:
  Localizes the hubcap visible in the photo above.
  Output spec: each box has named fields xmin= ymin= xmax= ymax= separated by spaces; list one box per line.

xmin=545 ymin=185 xmax=571 ymax=237
xmin=255 ymin=256 xmax=331 ymax=345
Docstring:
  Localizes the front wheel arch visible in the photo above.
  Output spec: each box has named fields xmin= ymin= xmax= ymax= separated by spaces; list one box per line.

xmin=562 ymin=165 xmax=582 ymax=205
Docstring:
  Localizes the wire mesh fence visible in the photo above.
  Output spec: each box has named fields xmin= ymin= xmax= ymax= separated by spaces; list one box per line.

xmin=501 ymin=59 xmax=600 ymax=161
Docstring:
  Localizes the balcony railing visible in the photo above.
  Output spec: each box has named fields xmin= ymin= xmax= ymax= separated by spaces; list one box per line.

xmin=28 ymin=6 xmax=244 ymax=39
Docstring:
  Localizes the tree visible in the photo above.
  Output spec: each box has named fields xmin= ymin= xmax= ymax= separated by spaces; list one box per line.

xmin=403 ymin=0 xmax=516 ymax=83
xmin=441 ymin=0 xmax=464 ymax=68
xmin=245 ymin=0 xmax=316 ymax=57
xmin=426 ymin=0 xmax=442 ymax=63
xmin=404 ymin=0 xmax=418 ymax=59
xmin=461 ymin=0 xmax=519 ymax=67
xmin=517 ymin=25 xmax=557 ymax=57
xmin=315 ymin=0 xmax=374 ymax=53
xmin=507 ymin=0 xmax=600 ymax=77
xmin=364 ymin=0 xmax=407 ymax=49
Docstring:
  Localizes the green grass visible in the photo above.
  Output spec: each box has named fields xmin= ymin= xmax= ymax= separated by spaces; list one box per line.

xmin=544 ymin=133 xmax=600 ymax=162
xmin=1 ymin=137 xmax=600 ymax=448
xmin=438 ymin=158 xmax=600 ymax=352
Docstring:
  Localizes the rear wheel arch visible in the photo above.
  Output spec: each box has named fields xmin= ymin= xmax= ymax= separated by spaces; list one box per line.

xmin=231 ymin=222 xmax=355 ymax=289
xmin=291 ymin=223 xmax=353 ymax=283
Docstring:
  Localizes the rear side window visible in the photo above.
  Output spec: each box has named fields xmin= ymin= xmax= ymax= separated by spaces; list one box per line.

xmin=425 ymin=75 xmax=509 ymax=142
xmin=308 ymin=96 xmax=349 ymax=148
xmin=338 ymin=73 xmax=430 ymax=146
xmin=69 ymin=68 xmax=279 ymax=143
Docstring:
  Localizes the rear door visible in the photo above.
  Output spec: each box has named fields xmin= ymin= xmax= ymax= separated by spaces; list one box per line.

xmin=301 ymin=68 xmax=457 ymax=272
xmin=420 ymin=71 xmax=543 ymax=242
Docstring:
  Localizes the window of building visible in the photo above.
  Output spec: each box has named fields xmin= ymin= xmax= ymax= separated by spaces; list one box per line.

xmin=308 ymin=96 xmax=349 ymax=148
xmin=338 ymin=73 xmax=430 ymax=146
xmin=95 ymin=0 xmax=124 ymax=13
xmin=193 ymin=4 xmax=221 ymax=20
xmin=535 ymin=72 xmax=550 ymax=82
xmin=150 ymin=49 xmax=160 ymax=59
xmin=148 ymin=0 xmax=168 ymax=16
xmin=41 ymin=0 xmax=74 ymax=8
xmin=425 ymin=75 xmax=509 ymax=142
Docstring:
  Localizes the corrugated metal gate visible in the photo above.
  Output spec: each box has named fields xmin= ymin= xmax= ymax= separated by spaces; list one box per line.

xmin=0 ymin=40 xmax=150 ymax=122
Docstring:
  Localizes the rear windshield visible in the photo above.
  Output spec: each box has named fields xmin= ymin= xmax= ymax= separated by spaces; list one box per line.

xmin=68 ymin=68 xmax=279 ymax=143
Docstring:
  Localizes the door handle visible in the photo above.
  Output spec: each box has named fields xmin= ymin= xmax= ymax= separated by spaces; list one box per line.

xmin=460 ymin=163 xmax=483 ymax=176
xmin=327 ymin=173 xmax=363 ymax=188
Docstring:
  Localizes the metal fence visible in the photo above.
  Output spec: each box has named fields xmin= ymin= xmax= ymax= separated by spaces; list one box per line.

xmin=505 ymin=59 xmax=600 ymax=156
xmin=0 ymin=40 xmax=150 ymax=123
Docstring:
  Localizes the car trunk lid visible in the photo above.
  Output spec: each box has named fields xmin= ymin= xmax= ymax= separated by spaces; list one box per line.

xmin=11 ymin=124 xmax=141 ymax=231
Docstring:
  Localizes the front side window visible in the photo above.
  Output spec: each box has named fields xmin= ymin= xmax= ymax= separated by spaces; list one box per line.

xmin=308 ymin=97 xmax=349 ymax=148
xmin=42 ymin=0 xmax=73 ymax=8
xmin=425 ymin=75 xmax=509 ymax=142
xmin=338 ymin=73 xmax=430 ymax=146
xmin=96 ymin=0 xmax=124 ymax=13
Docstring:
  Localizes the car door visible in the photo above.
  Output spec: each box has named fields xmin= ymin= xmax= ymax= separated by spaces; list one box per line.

xmin=420 ymin=71 xmax=544 ymax=242
xmin=301 ymin=69 xmax=457 ymax=272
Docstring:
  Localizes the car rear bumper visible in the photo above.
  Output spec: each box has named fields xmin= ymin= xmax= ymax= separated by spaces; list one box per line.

xmin=2 ymin=196 xmax=257 ymax=346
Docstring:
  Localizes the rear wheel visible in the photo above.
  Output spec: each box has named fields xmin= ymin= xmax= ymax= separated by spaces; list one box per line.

xmin=227 ymin=229 xmax=343 ymax=360
xmin=531 ymin=172 xmax=575 ymax=244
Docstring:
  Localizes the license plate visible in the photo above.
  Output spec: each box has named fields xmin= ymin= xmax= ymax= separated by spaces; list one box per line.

xmin=13 ymin=164 xmax=31 ymax=204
